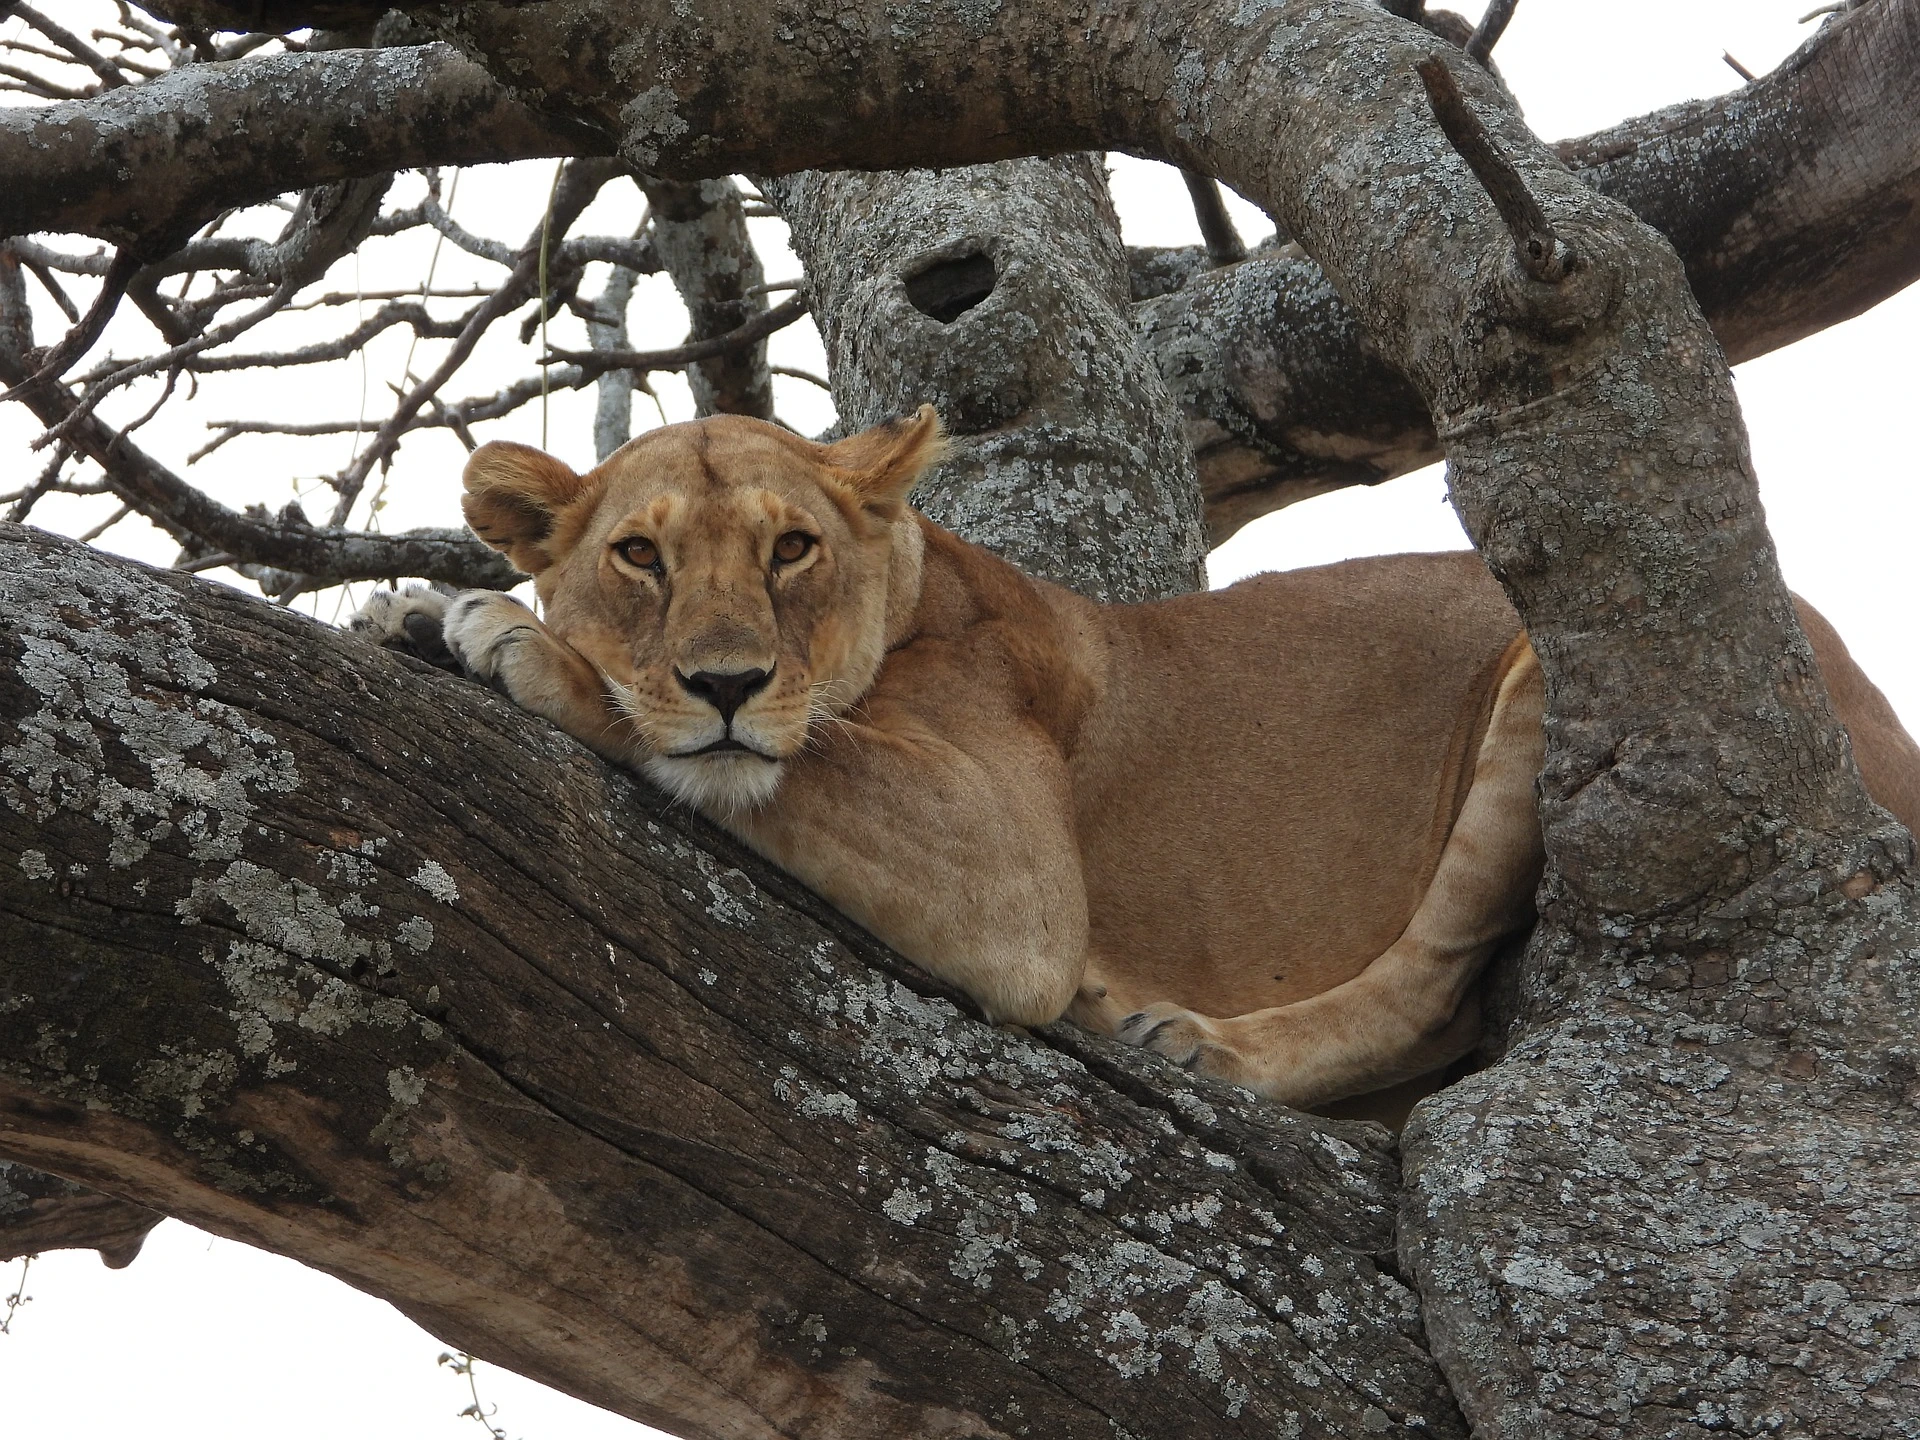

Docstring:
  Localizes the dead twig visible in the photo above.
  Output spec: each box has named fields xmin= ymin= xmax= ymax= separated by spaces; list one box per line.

xmin=548 ymin=292 xmax=811 ymax=385
xmin=1415 ymin=54 xmax=1571 ymax=283
xmin=1466 ymin=0 xmax=1519 ymax=65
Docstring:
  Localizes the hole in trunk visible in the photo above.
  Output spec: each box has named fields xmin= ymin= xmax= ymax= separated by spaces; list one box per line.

xmin=904 ymin=252 xmax=997 ymax=323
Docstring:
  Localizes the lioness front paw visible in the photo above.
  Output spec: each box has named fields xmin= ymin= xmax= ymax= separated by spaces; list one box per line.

xmin=441 ymin=590 xmax=541 ymax=687
xmin=1116 ymin=1003 xmax=1243 ymax=1083
xmin=348 ymin=586 xmax=458 ymax=670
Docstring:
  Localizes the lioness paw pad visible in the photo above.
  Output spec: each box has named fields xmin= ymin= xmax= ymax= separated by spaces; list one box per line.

xmin=348 ymin=586 xmax=458 ymax=671
xmin=1117 ymin=1005 xmax=1233 ymax=1077
xmin=441 ymin=591 xmax=538 ymax=682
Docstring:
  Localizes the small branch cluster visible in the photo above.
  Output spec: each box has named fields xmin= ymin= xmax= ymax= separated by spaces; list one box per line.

xmin=0 ymin=4 xmax=812 ymax=606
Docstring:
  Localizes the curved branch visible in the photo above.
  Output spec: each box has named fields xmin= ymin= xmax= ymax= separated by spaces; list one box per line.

xmin=0 ymin=43 xmax=604 ymax=253
xmin=1146 ymin=0 xmax=1920 ymax=539
xmin=1 ymin=1163 xmax=162 ymax=1268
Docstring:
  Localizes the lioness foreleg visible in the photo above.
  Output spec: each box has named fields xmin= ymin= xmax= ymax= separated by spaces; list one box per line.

xmin=732 ymin=683 xmax=1091 ymax=1029
xmin=352 ymin=588 xmax=642 ymax=766
xmin=1117 ymin=640 xmax=1546 ymax=1109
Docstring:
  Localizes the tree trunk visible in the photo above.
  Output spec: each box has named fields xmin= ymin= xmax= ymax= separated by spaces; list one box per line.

xmin=768 ymin=157 xmax=1206 ymax=601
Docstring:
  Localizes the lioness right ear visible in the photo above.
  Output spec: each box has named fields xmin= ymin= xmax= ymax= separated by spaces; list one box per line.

xmin=461 ymin=441 xmax=588 ymax=575
xmin=823 ymin=405 xmax=948 ymax=523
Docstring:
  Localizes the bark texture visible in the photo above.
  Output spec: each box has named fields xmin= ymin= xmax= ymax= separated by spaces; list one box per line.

xmin=637 ymin=176 xmax=776 ymax=421
xmin=0 ymin=42 xmax=603 ymax=255
xmin=7 ymin=9 xmax=1915 ymax=546
xmin=1139 ymin=0 xmax=1920 ymax=540
xmin=0 ymin=524 xmax=1462 ymax=1439
xmin=767 ymin=158 xmax=1206 ymax=602
xmin=0 ymin=1160 xmax=163 ymax=1268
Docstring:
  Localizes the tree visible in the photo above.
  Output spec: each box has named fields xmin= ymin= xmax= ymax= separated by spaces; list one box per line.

xmin=4 ymin=2 xmax=1919 ymax=1437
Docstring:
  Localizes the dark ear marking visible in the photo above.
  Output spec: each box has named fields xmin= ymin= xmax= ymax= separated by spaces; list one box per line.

xmin=461 ymin=440 xmax=587 ymax=575
xmin=822 ymin=405 xmax=948 ymax=523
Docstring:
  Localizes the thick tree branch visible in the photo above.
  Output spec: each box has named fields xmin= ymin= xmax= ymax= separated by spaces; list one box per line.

xmin=2 ymin=7 xmax=1917 ymax=1436
xmin=1142 ymin=0 xmax=1920 ymax=540
xmin=0 ymin=43 xmax=604 ymax=254
xmin=9 ymin=8 xmax=1914 ymax=547
xmin=0 ymin=525 xmax=1461 ymax=1440
xmin=1 ymin=1162 xmax=162 ymax=1268
xmin=635 ymin=175 xmax=777 ymax=420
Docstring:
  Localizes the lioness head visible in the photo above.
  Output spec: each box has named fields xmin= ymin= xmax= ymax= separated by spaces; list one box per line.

xmin=460 ymin=407 xmax=946 ymax=813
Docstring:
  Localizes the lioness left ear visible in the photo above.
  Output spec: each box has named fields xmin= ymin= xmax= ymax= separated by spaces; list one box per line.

xmin=823 ymin=405 xmax=948 ymax=523
xmin=462 ymin=441 xmax=589 ymax=575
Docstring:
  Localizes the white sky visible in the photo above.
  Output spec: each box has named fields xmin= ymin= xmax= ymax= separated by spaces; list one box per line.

xmin=5 ymin=3 xmax=1916 ymax=1437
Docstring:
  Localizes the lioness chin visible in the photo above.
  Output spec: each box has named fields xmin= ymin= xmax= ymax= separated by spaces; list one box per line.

xmin=352 ymin=408 xmax=1920 ymax=1123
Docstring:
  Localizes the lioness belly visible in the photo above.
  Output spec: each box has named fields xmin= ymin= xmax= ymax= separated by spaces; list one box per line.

xmin=1069 ymin=552 xmax=1520 ymax=1021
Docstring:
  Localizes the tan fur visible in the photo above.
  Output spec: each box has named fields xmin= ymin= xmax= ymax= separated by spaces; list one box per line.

xmin=369 ymin=411 xmax=1920 ymax=1119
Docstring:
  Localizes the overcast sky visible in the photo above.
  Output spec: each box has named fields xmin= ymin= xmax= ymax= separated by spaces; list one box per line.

xmin=6 ymin=3 xmax=1916 ymax=1437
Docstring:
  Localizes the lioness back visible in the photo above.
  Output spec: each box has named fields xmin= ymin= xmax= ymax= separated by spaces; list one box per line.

xmin=1072 ymin=552 xmax=1520 ymax=1023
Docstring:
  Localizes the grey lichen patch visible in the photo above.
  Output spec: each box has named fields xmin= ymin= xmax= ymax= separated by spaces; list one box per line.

xmin=694 ymin=850 xmax=760 ymax=928
xmin=409 ymin=860 xmax=460 ymax=903
xmin=0 ymin=552 xmax=298 ymax=871
xmin=1405 ymin=889 xmax=1920 ymax=1437
xmin=765 ymin=935 xmax=1430 ymax=1423
xmin=136 ymin=1041 xmax=239 ymax=1120
xmin=16 ymin=848 xmax=53 ymax=880
xmin=616 ymin=83 xmax=690 ymax=169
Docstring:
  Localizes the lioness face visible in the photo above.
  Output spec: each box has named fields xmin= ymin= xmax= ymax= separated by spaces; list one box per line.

xmin=460 ymin=409 xmax=944 ymax=815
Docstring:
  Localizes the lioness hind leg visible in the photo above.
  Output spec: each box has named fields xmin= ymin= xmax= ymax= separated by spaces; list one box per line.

xmin=1115 ymin=638 xmax=1545 ymax=1110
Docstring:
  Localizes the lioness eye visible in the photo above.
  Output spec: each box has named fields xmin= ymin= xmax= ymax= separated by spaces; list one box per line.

xmin=615 ymin=537 xmax=661 ymax=572
xmin=772 ymin=531 xmax=814 ymax=566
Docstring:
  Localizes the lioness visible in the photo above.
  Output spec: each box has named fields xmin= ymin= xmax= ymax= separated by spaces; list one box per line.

xmin=354 ymin=408 xmax=1920 ymax=1116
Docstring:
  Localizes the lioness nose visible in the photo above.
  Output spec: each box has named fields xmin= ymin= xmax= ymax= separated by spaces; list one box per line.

xmin=677 ymin=666 xmax=772 ymax=724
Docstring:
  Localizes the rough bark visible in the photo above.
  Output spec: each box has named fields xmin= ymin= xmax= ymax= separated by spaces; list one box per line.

xmin=2 ymin=3 xmax=1915 ymax=1436
xmin=767 ymin=158 xmax=1206 ymax=602
xmin=0 ymin=523 xmax=1462 ymax=1439
xmin=0 ymin=42 xmax=604 ymax=256
xmin=0 ymin=1160 xmax=163 ymax=1268
xmin=1139 ymin=0 xmax=1920 ymax=540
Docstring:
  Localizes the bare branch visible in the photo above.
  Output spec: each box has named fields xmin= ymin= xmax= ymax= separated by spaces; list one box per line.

xmin=1179 ymin=169 xmax=1247 ymax=266
xmin=15 ymin=3 xmax=131 ymax=89
xmin=1465 ymin=0 xmax=1519 ymax=64
xmin=323 ymin=157 xmax=623 ymax=525
xmin=636 ymin=174 xmax=775 ymax=419
xmin=420 ymin=195 xmax=518 ymax=268
xmin=189 ymin=300 xmax=469 ymax=372
xmin=0 ymin=44 xmax=605 ymax=251
xmin=548 ymin=293 xmax=811 ymax=385
xmin=1415 ymin=55 xmax=1570 ymax=282
xmin=0 ymin=249 xmax=516 ymax=588
xmin=0 ymin=246 xmax=138 ymax=396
